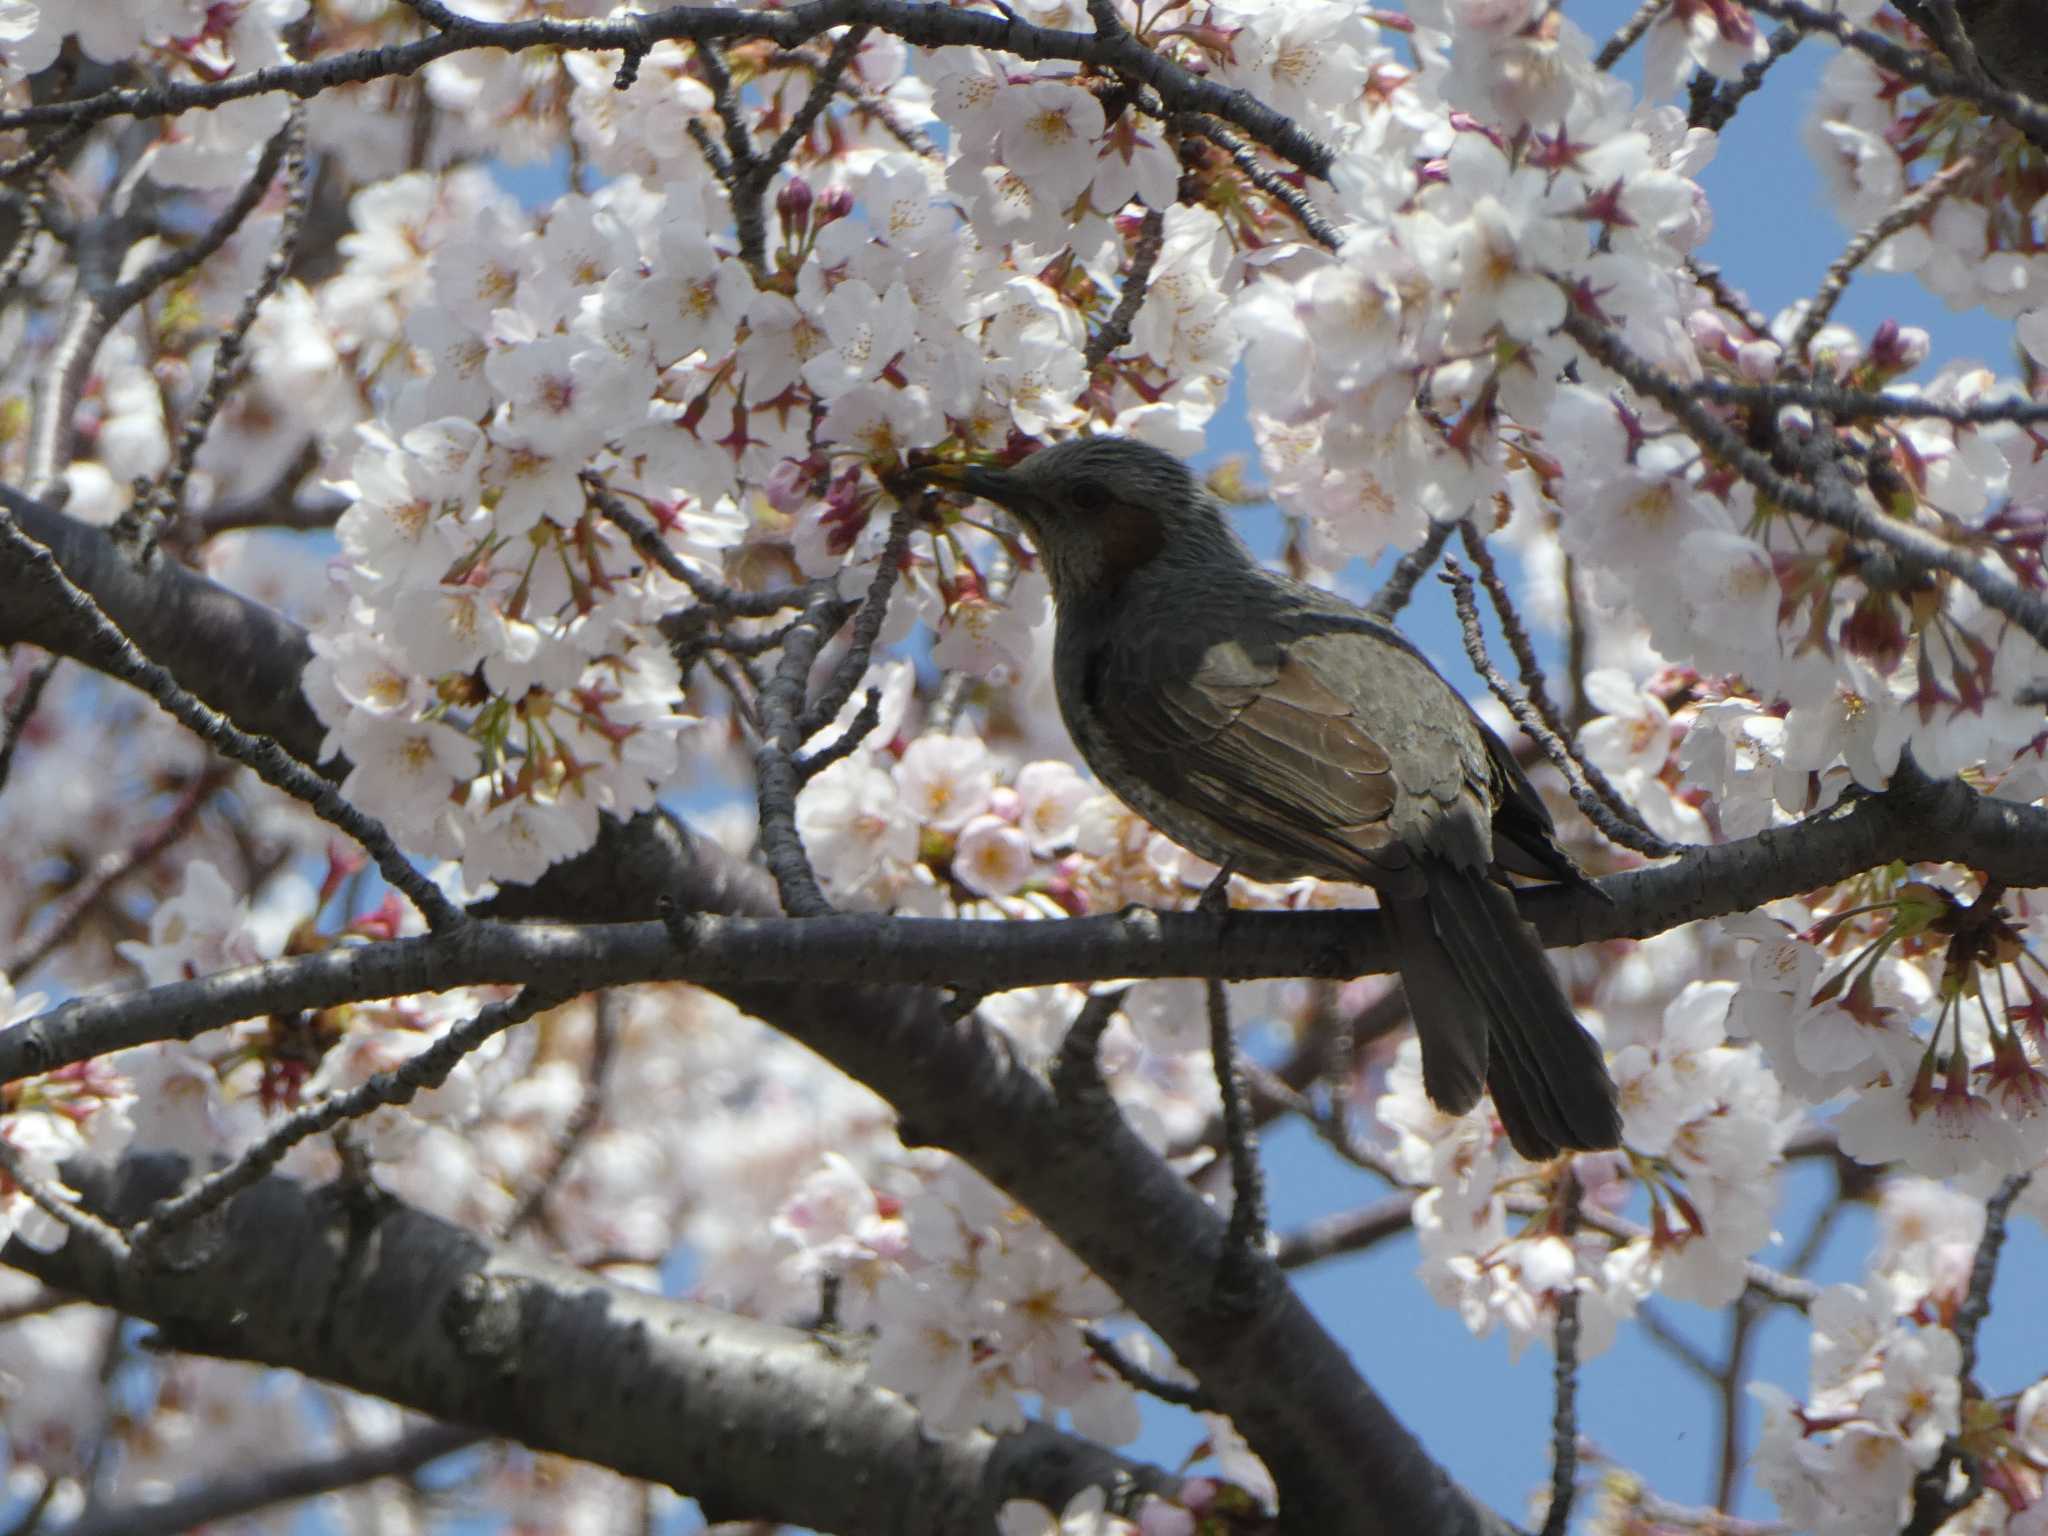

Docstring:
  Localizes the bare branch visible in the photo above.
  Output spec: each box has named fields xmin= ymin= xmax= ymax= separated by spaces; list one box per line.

xmin=1442 ymin=552 xmax=1678 ymax=859
xmin=1084 ymin=205 xmax=1166 ymax=370
xmin=1084 ymin=1328 xmax=1214 ymax=1410
xmin=8 ymin=764 xmax=2048 ymax=1087
xmin=126 ymin=986 xmax=571 ymax=1256
xmin=0 ymin=653 xmax=57 ymax=796
xmin=2 ymin=760 xmax=235 ymax=981
xmin=1207 ymin=977 xmax=1269 ymax=1308
xmin=1539 ymin=1175 xmax=1583 ymax=1536
xmin=1593 ymin=0 xmax=1672 ymax=71
xmin=1180 ymin=112 xmax=1341 ymax=251
xmin=151 ymin=110 xmax=313 ymax=534
xmin=1691 ymin=374 xmax=2048 ymax=427
xmin=0 ymin=1139 xmax=129 ymax=1267
xmin=1690 ymin=24 xmax=1806 ymax=133
xmin=1789 ymin=155 xmax=1977 ymax=362
xmin=1738 ymin=0 xmax=2048 ymax=145
xmin=753 ymin=582 xmax=855 ymax=916
xmin=1365 ymin=518 xmax=1457 ymax=624
xmin=800 ymin=500 xmax=915 ymax=737
xmin=500 ymin=991 xmax=617 ymax=1240
xmin=59 ymin=1423 xmax=481 ymax=1536
xmin=1904 ymin=1171 xmax=2033 ymax=1535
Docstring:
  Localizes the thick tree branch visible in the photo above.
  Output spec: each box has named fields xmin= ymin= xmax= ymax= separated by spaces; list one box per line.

xmin=7 ymin=1154 xmax=1165 ymax=1536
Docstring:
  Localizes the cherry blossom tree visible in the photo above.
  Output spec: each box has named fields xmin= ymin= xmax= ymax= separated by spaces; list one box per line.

xmin=1 ymin=0 xmax=2047 ymax=1531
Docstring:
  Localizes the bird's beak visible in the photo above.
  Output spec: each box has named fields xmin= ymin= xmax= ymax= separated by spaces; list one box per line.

xmin=911 ymin=461 xmax=1019 ymax=507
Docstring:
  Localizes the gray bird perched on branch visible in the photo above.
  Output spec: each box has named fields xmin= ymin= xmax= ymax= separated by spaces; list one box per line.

xmin=916 ymin=436 xmax=1622 ymax=1160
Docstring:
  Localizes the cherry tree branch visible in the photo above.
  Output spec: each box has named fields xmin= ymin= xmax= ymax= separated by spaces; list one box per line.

xmin=7 ymin=1153 xmax=1169 ymax=1536
xmin=1 ymin=759 xmax=2039 ymax=1083
xmin=3 ymin=0 xmax=1334 ymax=182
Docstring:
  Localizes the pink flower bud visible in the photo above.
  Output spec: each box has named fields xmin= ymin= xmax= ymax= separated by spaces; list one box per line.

xmin=776 ymin=176 xmax=814 ymax=231
xmin=1735 ymin=338 xmax=1780 ymax=382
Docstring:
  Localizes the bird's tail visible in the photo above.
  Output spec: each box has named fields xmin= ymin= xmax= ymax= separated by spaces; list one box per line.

xmin=1384 ymin=865 xmax=1621 ymax=1160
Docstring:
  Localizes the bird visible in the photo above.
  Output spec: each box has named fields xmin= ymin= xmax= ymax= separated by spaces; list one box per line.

xmin=915 ymin=435 xmax=1623 ymax=1160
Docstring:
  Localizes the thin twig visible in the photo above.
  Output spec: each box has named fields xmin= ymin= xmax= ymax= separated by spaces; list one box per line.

xmin=1181 ymin=112 xmax=1341 ymax=251
xmin=1593 ymin=0 xmax=1673 ymax=70
xmin=1441 ymin=553 xmax=1678 ymax=858
xmin=1562 ymin=309 xmax=2048 ymax=658
xmin=1083 ymin=1328 xmax=1214 ymax=1410
xmin=586 ymin=471 xmax=811 ymax=617
xmin=753 ymin=583 xmax=856 ymax=916
xmin=1084 ymin=206 xmax=1166 ymax=369
xmin=1208 ymin=977 xmax=1268 ymax=1307
xmin=1540 ymin=1172 xmax=1583 ymax=1536
xmin=0 ymin=1136 xmax=131 ymax=1266
xmin=0 ymin=4 xmax=1338 ymax=186
xmin=1051 ymin=986 xmax=1129 ymax=1104
xmin=58 ymin=1423 xmax=480 ymax=1536
xmin=1686 ymin=259 xmax=1769 ymax=340
xmin=1694 ymin=374 xmax=2048 ymax=427
xmin=1739 ymin=0 xmax=2048 ymax=145
xmin=0 ymin=488 xmax=464 ymax=929
xmin=799 ymin=502 xmax=914 ymax=737
xmin=3 ymin=760 xmax=236 ymax=981
xmin=1456 ymin=522 xmax=1676 ymax=855
xmin=759 ymin=25 xmax=873 ymax=177
xmin=1903 ymin=1172 xmax=2031 ymax=1535
xmin=501 ymin=991 xmax=618 ymax=1238
xmin=1637 ymin=1302 xmax=1720 ymax=1382
xmin=127 ymin=986 xmax=570 ymax=1255
xmin=1691 ymin=25 xmax=1805 ymax=133
xmin=0 ymin=172 xmax=50 ymax=309
xmin=151 ymin=110 xmax=312 ymax=535
xmin=1272 ymin=1192 xmax=1414 ymax=1268
xmin=1789 ymin=156 xmax=1977 ymax=362
xmin=1365 ymin=519 xmax=1457 ymax=624
xmin=0 ymin=654 xmax=57 ymax=796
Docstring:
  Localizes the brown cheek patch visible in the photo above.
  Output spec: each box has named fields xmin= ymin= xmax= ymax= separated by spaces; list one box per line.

xmin=1097 ymin=498 xmax=1168 ymax=592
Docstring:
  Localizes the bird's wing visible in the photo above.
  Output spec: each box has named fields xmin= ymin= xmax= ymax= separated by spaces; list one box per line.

xmin=1107 ymin=623 xmax=1478 ymax=881
xmin=1474 ymin=714 xmax=1591 ymax=885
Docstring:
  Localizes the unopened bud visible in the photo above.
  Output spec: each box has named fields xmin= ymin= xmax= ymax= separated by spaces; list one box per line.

xmin=1868 ymin=320 xmax=1929 ymax=375
xmin=1685 ymin=307 xmax=1732 ymax=359
xmin=1735 ymin=338 xmax=1781 ymax=382
xmin=816 ymin=187 xmax=855 ymax=224
xmin=776 ymin=176 xmax=814 ymax=231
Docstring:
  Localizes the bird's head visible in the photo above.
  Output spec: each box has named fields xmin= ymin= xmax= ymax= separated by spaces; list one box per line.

xmin=914 ymin=436 xmax=1237 ymax=602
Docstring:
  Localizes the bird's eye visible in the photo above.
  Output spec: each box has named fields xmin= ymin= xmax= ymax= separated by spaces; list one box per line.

xmin=1068 ymin=477 xmax=1112 ymax=514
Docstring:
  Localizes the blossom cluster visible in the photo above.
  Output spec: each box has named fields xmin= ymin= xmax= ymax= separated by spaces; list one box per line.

xmin=1747 ymin=1180 xmax=2043 ymax=1535
xmin=1380 ymin=975 xmax=1793 ymax=1359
